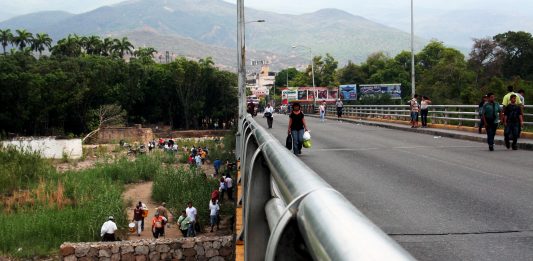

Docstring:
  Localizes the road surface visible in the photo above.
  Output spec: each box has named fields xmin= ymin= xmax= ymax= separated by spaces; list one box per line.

xmin=255 ymin=113 xmax=533 ymax=261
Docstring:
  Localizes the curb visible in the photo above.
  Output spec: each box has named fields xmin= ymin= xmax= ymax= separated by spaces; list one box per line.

xmin=308 ymin=115 xmax=533 ymax=151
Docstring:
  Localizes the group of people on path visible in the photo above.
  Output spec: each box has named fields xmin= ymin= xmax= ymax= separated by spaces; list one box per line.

xmin=479 ymin=86 xmax=525 ymax=151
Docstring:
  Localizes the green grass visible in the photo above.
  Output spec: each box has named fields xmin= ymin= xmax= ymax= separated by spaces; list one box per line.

xmin=0 ymin=130 xmax=237 ymax=258
xmin=0 ymin=147 xmax=156 ymax=258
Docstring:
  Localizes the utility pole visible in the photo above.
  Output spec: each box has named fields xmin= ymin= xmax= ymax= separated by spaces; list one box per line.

xmin=237 ymin=0 xmax=246 ymax=128
xmin=411 ymin=0 xmax=416 ymax=97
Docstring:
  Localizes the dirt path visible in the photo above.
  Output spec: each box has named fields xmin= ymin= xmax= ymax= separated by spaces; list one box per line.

xmin=123 ymin=182 xmax=183 ymax=239
xmin=122 ymin=181 xmax=232 ymax=240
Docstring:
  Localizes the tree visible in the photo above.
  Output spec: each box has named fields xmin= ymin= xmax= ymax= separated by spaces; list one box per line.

xmin=468 ymin=37 xmax=503 ymax=89
xmin=274 ymin=67 xmax=299 ymax=87
xmin=493 ymin=31 xmax=533 ymax=80
xmin=13 ymin=29 xmax=33 ymax=51
xmin=101 ymin=37 xmax=114 ymax=56
xmin=336 ymin=60 xmax=365 ymax=85
xmin=133 ymin=47 xmax=157 ymax=63
xmin=112 ymin=37 xmax=134 ymax=58
xmin=0 ymin=29 xmax=13 ymax=55
xmin=51 ymin=34 xmax=82 ymax=57
xmin=83 ymin=104 xmax=127 ymax=143
xmin=31 ymin=33 xmax=53 ymax=57
xmin=81 ymin=35 xmax=102 ymax=55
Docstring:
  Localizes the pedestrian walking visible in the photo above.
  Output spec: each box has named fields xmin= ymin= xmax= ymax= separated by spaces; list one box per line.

xmin=288 ymin=102 xmax=308 ymax=155
xmin=219 ymin=177 xmax=226 ymax=201
xmin=409 ymin=94 xmax=420 ymax=128
xmin=177 ymin=210 xmax=191 ymax=237
xmin=503 ymin=94 xmax=524 ymax=150
xmin=100 ymin=216 xmax=118 ymax=241
xmin=517 ymin=89 xmax=525 ymax=105
xmin=335 ymin=99 xmax=344 ymax=121
xmin=264 ymin=103 xmax=274 ymax=128
xmin=213 ymin=158 xmax=221 ymax=176
xmin=133 ymin=206 xmax=143 ymax=236
xmin=502 ymin=85 xmax=523 ymax=109
xmin=225 ymin=174 xmax=234 ymax=201
xmin=209 ymin=199 xmax=220 ymax=232
xmin=151 ymin=212 xmax=167 ymax=238
xmin=186 ymin=202 xmax=197 ymax=237
xmin=478 ymin=95 xmax=488 ymax=134
xmin=137 ymin=201 xmax=148 ymax=231
xmin=420 ymin=96 xmax=431 ymax=128
xmin=482 ymin=93 xmax=503 ymax=151
xmin=319 ymin=101 xmax=326 ymax=122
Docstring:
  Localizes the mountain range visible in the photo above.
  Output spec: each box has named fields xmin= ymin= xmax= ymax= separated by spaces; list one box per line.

xmin=0 ymin=0 xmax=426 ymax=70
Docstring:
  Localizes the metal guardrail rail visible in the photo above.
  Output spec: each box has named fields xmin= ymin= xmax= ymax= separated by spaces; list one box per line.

xmin=236 ymin=114 xmax=415 ymax=261
xmin=324 ymin=104 xmax=533 ymax=126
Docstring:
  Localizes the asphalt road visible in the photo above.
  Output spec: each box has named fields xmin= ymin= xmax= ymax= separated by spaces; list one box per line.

xmin=255 ymin=113 xmax=533 ymax=261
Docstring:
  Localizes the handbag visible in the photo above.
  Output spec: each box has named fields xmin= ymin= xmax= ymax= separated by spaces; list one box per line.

xmin=285 ymin=134 xmax=293 ymax=150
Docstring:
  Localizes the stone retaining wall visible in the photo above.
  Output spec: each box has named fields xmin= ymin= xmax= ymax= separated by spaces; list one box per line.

xmin=59 ymin=236 xmax=233 ymax=261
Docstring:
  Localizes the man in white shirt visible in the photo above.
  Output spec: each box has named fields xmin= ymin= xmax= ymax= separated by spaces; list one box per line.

xmin=517 ymin=89 xmax=525 ymax=105
xmin=100 ymin=216 xmax=118 ymax=241
xmin=186 ymin=202 xmax=197 ymax=237
xmin=209 ymin=199 xmax=220 ymax=232
xmin=225 ymin=175 xmax=233 ymax=201
xmin=264 ymin=103 xmax=274 ymax=128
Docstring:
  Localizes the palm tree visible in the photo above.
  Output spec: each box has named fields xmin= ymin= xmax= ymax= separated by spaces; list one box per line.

xmin=0 ymin=29 xmax=13 ymax=55
xmin=100 ymin=37 xmax=114 ymax=56
xmin=31 ymin=33 xmax=53 ymax=57
xmin=83 ymin=35 xmax=102 ymax=55
xmin=13 ymin=29 xmax=33 ymax=51
xmin=112 ymin=37 xmax=134 ymax=58
xmin=50 ymin=34 xmax=81 ymax=57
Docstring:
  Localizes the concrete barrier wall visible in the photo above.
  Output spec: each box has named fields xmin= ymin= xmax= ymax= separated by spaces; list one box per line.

xmin=59 ymin=236 xmax=234 ymax=261
xmin=98 ymin=125 xmax=154 ymax=144
xmin=1 ymin=137 xmax=83 ymax=159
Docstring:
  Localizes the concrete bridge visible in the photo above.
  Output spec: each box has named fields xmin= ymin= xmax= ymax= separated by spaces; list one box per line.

xmin=234 ymin=111 xmax=533 ymax=261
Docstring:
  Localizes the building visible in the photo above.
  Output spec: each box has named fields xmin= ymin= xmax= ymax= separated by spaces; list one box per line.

xmin=246 ymin=64 xmax=276 ymax=98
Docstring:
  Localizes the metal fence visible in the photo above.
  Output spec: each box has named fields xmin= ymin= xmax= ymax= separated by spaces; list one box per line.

xmin=325 ymin=105 xmax=533 ymax=126
xmin=237 ymin=114 xmax=415 ymax=261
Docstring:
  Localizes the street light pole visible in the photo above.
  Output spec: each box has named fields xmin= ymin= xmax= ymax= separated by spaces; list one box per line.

xmin=411 ymin=0 xmax=416 ymax=97
xmin=292 ymin=45 xmax=316 ymax=109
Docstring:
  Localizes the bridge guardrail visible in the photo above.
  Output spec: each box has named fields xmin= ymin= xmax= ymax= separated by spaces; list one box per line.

xmin=325 ymin=104 xmax=533 ymax=126
xmin=237 ymin=114 xmax=415 ymax=261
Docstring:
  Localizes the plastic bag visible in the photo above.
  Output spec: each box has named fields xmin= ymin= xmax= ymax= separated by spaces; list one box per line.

xmin=285 ymin=134 xmax=293 ymax=150
xmin=303 ymin=140 xmax=312 ymax=148
xmin=303 ymin=131 xmax=311 ymax=141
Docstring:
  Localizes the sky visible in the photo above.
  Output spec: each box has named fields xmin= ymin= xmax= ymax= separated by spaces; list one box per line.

xmin=1 ymin=0 xmax=532 ymax=48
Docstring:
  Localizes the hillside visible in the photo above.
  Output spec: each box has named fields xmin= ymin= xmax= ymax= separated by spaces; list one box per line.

xmin=0 ymin=0 xmax=426 ymax=68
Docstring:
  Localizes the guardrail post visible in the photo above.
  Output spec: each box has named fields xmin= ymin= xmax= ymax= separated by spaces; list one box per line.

xmin=244 ymin=145 xmax=272 ymax=261
xmin=444 ymin=107 xmax=448 ymax=125
xmin=458 ymin=107 xmax=462 ymax=126
xmin=474 ymin=107 xmax=479 ymax=128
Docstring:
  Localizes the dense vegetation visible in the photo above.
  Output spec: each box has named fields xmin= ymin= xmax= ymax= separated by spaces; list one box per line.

xmin=0 ymin=29 xmax=238 ymax=137
xmin=275 ymin=31 xmax=533 ymax=105
xmin=0 ymin=143 xmax=235 ymax=258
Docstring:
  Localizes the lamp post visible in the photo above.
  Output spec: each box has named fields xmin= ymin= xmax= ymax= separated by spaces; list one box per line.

xmin=410 ymin=0 xmax=416 ymax=97
xmin=292 ymin=45 xmax=316 ymax=108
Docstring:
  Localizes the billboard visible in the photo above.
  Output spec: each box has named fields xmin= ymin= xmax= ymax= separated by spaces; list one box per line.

xmin=339 ymin=84 xmax=357 ymax=100
xmin=281 ymin=90 xmax=298 ymax=104
xmin=359 ymin=84 xmax=402 ymax=99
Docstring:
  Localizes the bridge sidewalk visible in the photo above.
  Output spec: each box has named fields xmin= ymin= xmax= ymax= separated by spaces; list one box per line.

xmin=314 ymin=115 xmax=533 ymax=151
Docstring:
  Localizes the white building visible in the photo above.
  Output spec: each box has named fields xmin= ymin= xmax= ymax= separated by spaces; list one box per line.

xmin=247 ymin=65 xmax=276 ymax=98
